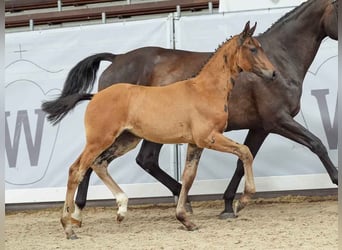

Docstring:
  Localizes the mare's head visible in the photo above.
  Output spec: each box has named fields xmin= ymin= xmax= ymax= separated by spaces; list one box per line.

xmin=233 ymin=21 xmax=276 ymax=81
xmin=322 ymin=0 xmax=338 ymax=40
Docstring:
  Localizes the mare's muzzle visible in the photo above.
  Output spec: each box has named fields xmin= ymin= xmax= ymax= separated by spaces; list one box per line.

xmin=260 ymin=69 xmax=277 ymax=81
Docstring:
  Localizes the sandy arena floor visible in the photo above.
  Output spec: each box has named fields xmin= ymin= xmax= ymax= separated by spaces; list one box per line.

xmin=5 ymin=195 xmax=338 ymax=250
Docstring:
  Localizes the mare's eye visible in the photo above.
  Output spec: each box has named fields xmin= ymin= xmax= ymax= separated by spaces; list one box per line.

xmin=250 ymin=47 xmax=257 ymax=53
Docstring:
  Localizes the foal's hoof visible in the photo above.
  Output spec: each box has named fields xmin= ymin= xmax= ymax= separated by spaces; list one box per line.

xmin=117 ymin=214 xmax=125 ymax=223
xmin=186 ymin=223 xmax=199 ymax=231
xmin=187 ymin=225 xmax=199 ymax=231
xmin=68 ymin=234 xmax=79 ymax=240
xmin=185 ymin=202 xmax=193 ymax=214
xmin=65 ymin=230 xmax=79 ymax=240
xmin=233 ymin=200 xmax=245 ymax=215
xmin=218 ymin=211 xmax=237 ymax=220
xmin=70 ymin=217 xmax=82 ymax=228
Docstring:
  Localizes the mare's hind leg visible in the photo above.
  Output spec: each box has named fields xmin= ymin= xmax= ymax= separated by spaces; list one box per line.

xmin=176 ymin=144 xmax=203 ymax=230
xmin=198 ymin=132 xmax=256 ymax=216
xmin=136 ymin=140 xmax=193 ymax=213
xmin=72 ymin=132 xmax=141 ymax=226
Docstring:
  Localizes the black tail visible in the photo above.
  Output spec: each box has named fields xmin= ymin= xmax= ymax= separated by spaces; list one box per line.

xmin=42 ymin=52 xmax=116 ymax=125
xmin=42 ymin=93 xmax=94 ymax=125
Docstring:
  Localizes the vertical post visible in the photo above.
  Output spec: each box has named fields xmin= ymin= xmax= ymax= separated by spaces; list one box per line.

xmin=175 ymin=5 xmax=181 ymax=19
xmin=57 ymin=0 xmax=62 ymax=12
xmin=102 ymin=12 xmax=106 ymax=24
xmin=168 ymin=13 xmax=176 ymax=49
xmin=336 ymin=1 xmax=342 ymax=243
xmin=29 ymin=19 xmax=34 ymax=31
xmin=208 ymin=2 xmax=213 ymax=14
xmin=338 ymin=3 xmax=342 ymax=244
xmin=127 ymin=0 xmax=131 ymax=4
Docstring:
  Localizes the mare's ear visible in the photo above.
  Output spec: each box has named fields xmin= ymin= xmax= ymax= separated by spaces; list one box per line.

xmin=239 ymin=21 xmax=251 ymax=44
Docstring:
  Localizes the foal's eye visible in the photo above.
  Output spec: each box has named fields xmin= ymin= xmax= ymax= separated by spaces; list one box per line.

xmin=250 ymin=48 xmax=257 ymax=53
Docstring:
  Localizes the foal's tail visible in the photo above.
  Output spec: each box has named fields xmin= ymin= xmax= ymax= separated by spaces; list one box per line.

xmin=41 ymin=52 xmax=116 ymax=125
xmin=42 ymin=93 xmax=95 ymax=125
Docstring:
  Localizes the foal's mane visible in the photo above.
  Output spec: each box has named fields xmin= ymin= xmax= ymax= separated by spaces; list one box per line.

xmin=191 ymin=35 xmax=236 ymax=78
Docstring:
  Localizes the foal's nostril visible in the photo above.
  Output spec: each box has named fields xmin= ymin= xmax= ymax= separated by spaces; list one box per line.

xmin=272 ymin=70 xmax=277 ymax=80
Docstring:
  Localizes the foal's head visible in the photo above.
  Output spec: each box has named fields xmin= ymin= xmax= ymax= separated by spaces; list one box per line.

xmin=232 ymin=21 xmax=276 ymax=81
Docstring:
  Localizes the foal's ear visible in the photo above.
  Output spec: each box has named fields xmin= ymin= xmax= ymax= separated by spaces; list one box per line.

xmin=239 ymin=21 xmax=251 ymax=43
xmin=248 ymin=22 xmax=257 ymax=37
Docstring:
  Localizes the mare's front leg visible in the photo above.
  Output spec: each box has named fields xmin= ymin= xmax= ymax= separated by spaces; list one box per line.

xmin=136 ymin=140 xmax=193 ymax=212
xmin=176 ymin=144 xmax=203 ymax=230
xmin=220 ymin=129 xmax=268 ymax=219
xmin=271 ymin=115 xmax=338 ymax=185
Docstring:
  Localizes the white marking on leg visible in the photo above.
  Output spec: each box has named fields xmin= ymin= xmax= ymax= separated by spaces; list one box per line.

xmin=71 ymin=203 xmax=82 ymax=222
xmin=116 ymin=193 xmax=128 ymax=217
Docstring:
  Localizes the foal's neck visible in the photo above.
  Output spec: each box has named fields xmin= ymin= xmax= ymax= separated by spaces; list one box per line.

xmin=193 ymin=39 xmax=239 ymax=93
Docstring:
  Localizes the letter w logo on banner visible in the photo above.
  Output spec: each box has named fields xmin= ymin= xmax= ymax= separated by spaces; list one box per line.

xmin=5 ymin=109 xmax=46 ymax=168
xmin=311 ymin=89 xmax=338 ymax=150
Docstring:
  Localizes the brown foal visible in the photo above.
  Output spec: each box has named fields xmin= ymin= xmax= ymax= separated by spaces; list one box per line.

xmin=60 ymin=21 xmax=276 ymax=239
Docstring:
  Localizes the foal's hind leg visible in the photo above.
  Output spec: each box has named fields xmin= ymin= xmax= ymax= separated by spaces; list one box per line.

xmin=176 ymin=144 xmax=203 ymax=230
xmin=91 ymin=134 xmax=141 ymax=222
xmin=72 ymin=132 xmax=141 ymax=226
xmin=92 ymin=162 xmax=129 ymax=222
xmin=61 ymin=143 xmax=109 ymax=239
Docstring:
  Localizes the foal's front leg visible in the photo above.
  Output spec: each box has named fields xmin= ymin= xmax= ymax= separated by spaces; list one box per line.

xmin=199 ymin=132 xmax=256 ymax=215
xmin=220 ymin=129 xmax=268 ymax=219
xmin=176 ymin=144 xmax=203 ymax=230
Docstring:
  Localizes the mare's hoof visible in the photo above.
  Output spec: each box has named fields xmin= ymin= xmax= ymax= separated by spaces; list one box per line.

xmin=333 ymin=178 xmax=338 ymax=186
xmin=218 ymin=211 xmax=237 ymax=220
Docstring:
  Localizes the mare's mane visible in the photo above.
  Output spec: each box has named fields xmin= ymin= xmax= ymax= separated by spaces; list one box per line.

xmin=261 ymin=0 xmax=314 ymax=35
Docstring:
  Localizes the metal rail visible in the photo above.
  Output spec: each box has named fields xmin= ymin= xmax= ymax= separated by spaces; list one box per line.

xmin=5 ymin=0 xmax=219 ymax=28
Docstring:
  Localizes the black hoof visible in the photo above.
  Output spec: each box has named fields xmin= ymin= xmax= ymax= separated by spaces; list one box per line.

xmin=218 ymin=211 xmax=237 ymax=220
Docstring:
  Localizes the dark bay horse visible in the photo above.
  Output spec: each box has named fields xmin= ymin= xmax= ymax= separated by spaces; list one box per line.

xmin=57 ymin=23 xmax=276 ymax=238
xmin=42 ymin=0 xmax=338 ymax=223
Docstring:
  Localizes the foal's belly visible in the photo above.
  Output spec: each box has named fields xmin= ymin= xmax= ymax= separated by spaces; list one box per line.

xmin=128 ymin=114 xmax=195 ymax=144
